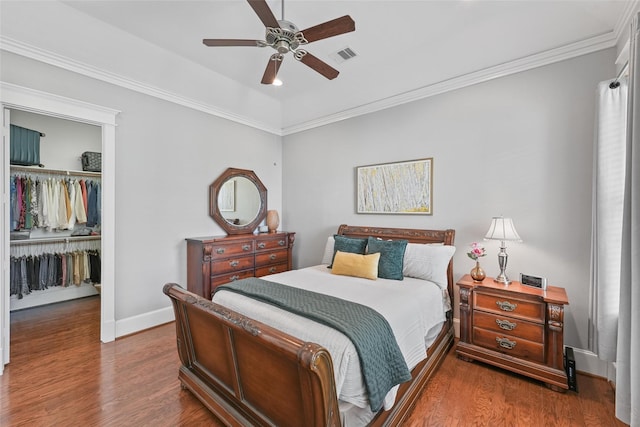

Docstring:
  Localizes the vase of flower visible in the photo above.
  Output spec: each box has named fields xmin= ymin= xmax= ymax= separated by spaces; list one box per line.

xmin=470 ymin=261 xmax=486 ymax=282
xmin=467 ymin=242 xmax=487 ymax=283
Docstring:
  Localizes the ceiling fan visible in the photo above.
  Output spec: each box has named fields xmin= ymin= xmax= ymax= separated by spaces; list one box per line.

xmin=203 ymin=0 xmax=356 ymax=85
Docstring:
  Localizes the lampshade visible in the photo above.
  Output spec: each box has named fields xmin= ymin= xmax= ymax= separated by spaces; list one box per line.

xmin=484 ymin=217 xmax=522 ymax=242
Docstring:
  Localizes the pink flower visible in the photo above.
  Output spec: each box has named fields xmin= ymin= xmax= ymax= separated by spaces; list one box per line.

xmin=467 ymin=242 xmax=486 ymax=261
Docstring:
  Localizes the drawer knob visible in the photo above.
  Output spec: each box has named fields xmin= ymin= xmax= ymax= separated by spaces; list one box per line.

xmin=229 ymin=275 xmax=240 ymax=281
xmin=269 ymin=254 xmax=277 ymax=260
xmin=496 ymin=319 xmax=517 ymax=331
xmin=269 ymin=267 xmax=277 ymax=273
xmin=216 ymin=248 xmax=225 ymax=254
xmin=278 ymin=240 xmax=285 ymax=246
xmin=242 ymin=244 xmax=251 ymax=251
xmin=258 ymin=242 xmax=266 ymax=249
xmin=496 ymin=337 xmax=517 ymax=350
xmin=496 ymin=300 xmax=517 ymax=312
xmin=229 ymin=260 xmax=239 ymax=267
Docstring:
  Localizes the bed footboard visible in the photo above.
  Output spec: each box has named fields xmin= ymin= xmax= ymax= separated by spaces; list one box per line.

xmin=163 ymin=283 xmax=341 ymax=427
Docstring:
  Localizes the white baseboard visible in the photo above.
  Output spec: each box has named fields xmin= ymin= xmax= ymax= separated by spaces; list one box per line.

xmin=114 ymin=306 xmax=174 ymax=338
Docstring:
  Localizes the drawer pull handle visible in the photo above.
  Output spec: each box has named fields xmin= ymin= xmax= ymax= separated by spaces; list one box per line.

xmin=229 ymin=275 xmax=240 ymax=281
xmin=269 ymin=267 xmax=277 ymax=273
xmin=278 ymin=240 xmax=285 ymax=246
xmin=496 ymin=300 xmax=517 ymax=312
xmin=496 ymin=337 xmax=516 ymax=350
xmin=258 ymin=242 xmax=266 ymax=249
xmin=242 ymin=244 xmax=251 ymax=251
xmin=496 ymin=319 xmax=517 ymax=331
xmin=216 ymin=248 xmax=226 ymax=254
xmin=269 ymin=254 xmax=277 ymax=260
xmin=229 ymin=260 xmax=239 ymax=267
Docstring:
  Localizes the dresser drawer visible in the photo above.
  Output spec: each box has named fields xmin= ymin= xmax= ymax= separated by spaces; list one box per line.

xmin=255 ymin=249 xmax=289 ymax=267
xmin=473 ymin=311 xmax=544 ymax=343
xmin=474 ymin=291 xmax=545 ymax=323
xmin=473 ymin=327 xmax=545 ymax=363
xmin=211 ymin=255 xmax=254 ymax=275
xmin=208 ymin=242 xmax=254 ymax=260
xmin=255 ymin=236 xmax=288 ymax=251
xmin=211 ymin=270 xmax=255 ymax=290
xmin=255 ymin=263 xmax=288 ymax=277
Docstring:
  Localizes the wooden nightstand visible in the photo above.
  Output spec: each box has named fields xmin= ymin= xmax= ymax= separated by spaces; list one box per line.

xmin=456 ymin=274 xmax=569 ymax=391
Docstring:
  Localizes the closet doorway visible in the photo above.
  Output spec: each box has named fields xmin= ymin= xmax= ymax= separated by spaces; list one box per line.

xmin=1 ymin=83 xmax=119 ymax=372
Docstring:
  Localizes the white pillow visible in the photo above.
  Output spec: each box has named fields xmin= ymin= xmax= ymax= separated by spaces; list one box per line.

xmin=402 ymin=243 xmax=456 ymax=289
xmin=321 ymin=236 xmax=335 ymax=265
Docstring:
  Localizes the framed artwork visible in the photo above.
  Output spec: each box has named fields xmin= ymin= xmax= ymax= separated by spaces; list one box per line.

xmin=218 ymin=179 xmax=235 ymax=212
xmin=356 ymin=158 xmax=433 ymax=214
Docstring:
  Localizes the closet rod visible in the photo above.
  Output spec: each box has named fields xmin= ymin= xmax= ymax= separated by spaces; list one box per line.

xmin=10 ymin=165 xmax=101 ymax=178
xmin=11 ymin=235 xmax=101 ymax=246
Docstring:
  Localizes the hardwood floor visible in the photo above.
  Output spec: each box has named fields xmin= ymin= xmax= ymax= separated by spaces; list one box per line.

xmin=0 ymin=296 xmax=625 ymax=427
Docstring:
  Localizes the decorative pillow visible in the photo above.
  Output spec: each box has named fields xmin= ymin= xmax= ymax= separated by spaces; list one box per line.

xmin=321 ymin=236 xmax=335 ymax=265
xmin=331 ymin=251 xmax=380 ymax=280
xmin=366 ymin=237 xmax=408 ymax=280
xmin=328 ymin=235 xmax=368 ymax=267
xmin=402 ymin=243 xmax=456 ymax=289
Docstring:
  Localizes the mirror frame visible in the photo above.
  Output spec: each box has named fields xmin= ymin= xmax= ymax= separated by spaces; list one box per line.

xmin=209 ymin=167 xmax=267 ymax=235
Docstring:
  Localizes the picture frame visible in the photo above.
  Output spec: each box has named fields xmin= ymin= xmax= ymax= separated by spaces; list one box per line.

xmin=218 ymin=179 xmax=235 ymax=212
xmin=356 ymin=158 xmax=433 ymax=214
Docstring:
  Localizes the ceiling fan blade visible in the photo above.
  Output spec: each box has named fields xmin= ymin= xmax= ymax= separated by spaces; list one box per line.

xmin=301 ymin=15 xmax=355 ymax=43
xmin=247 ymin=0 xmax=280 ymax=29
xmin=299 ymin=52 xmax=339 ymax=80
xmin=203 ymin=39 xmax=263 ymax=47
xmin=261 ymin=54 xmax=283 ymax=85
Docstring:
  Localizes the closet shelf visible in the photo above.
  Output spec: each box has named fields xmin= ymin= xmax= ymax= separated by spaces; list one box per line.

xmin=10 ymin=165 xmax=101 ymax=178
xmin=11 ymin=235 xmax=101 ymax=246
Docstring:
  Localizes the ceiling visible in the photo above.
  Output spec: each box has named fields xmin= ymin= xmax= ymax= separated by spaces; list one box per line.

xmin=4 ymin=1 xmax=635 ymax=133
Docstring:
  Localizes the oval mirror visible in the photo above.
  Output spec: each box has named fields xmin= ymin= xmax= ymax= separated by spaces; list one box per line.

xmin=209 ymin=168 xmax=267 ymax=235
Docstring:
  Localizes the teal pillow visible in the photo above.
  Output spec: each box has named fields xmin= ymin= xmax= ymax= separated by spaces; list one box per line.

xmin=329 ymin=235 xmax=368 ymax=268
xmin=367 ymin=237 xmax=408 ymax=280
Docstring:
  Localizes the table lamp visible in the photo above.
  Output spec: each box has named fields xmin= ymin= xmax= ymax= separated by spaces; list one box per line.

xmin=484 ymin=216 xmax=522 ymax=285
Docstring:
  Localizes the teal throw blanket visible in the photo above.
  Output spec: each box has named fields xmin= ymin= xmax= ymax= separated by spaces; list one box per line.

xmin=215 ymin=277 xmax=411 ymax=411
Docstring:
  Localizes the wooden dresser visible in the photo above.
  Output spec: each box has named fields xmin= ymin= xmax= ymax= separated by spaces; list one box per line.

xmin=186 ymin=232 xmax=295 ymax=299
xmin=456 ymin=274 xmax=569 ymax=391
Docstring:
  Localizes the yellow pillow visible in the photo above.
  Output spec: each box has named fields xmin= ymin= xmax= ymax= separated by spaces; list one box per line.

xmin=331 ymin=250 xmax=380 ymax=280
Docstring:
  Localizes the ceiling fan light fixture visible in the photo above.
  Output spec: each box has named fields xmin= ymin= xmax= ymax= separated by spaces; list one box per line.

xmin=272 ymin=78 xmax=283 ymax=86
xmin=275 ymin=40 xmax=290 ymax=54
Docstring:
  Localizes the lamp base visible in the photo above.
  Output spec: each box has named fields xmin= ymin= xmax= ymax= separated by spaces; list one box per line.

xmin=494 ymin=273 xmax=511 ymax=285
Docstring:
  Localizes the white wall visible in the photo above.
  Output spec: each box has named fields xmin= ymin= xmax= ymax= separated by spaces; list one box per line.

xmin=282 ymin=48 xmax=616 ymax=354
xmin=1 ymin=50 xmax=283 ymax=323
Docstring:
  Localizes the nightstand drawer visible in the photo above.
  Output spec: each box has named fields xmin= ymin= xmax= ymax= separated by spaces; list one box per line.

xmin=211 ymin=255 xmax=254 ymax=275
xmin=474 ymin=291 xmax=545 ymax=323
xmin=473 ymin=327 xmax=544 ymax=363
xmin=473 ymin=311 xmax=544 ymax=342
xmin=255 ymin=249 xmax=289 ymax=267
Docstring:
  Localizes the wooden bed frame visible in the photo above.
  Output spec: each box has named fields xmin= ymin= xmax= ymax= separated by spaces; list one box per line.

xmin=164 ymin=225 xmax=455 ymax=426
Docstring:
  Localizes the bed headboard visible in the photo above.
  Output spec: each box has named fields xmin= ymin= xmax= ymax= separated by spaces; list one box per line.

xmin=336 ymin=224 xmax=456 ymax=305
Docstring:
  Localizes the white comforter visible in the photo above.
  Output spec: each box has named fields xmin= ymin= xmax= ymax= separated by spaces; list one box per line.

xmin=212 ymin=265 xmax=446 ymax=412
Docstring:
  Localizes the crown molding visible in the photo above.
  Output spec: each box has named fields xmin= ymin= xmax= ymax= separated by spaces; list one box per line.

xmin=0 ymin=36 xmax=282 ymax=135
xmin=281 ymin=31 xmax=616 ymax=135
xmin=0 ymin=28 xmax=617 ymax=137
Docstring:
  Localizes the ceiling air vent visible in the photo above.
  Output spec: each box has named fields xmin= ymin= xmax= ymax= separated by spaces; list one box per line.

xmin=330 ymin=47 xmax=358 ymax=64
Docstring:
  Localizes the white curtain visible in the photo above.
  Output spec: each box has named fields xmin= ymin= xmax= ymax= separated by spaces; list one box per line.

xmin=589 ymin=72 xmax=627 ymax=360
xmin=616 ymin=12 xmax=640 ymax=426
